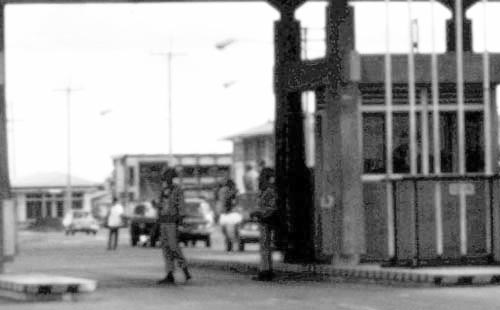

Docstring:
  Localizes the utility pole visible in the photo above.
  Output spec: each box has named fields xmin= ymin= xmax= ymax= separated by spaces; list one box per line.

xmin=7 ymin=103 xmax=22 ymax=181
xmin=152 ymin=43 xmax=186 ymax=165
xmin=55 ymin=85 xmax=81 ymax=216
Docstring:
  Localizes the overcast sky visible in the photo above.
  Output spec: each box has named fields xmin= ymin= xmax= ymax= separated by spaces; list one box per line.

xmin=3 ymin=1 xmax=499 ymax=183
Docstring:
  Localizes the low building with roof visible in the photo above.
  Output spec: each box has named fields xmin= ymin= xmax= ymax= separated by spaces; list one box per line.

xmin=11 ymin=172 xmax=104 ymax=224
xmin=225 ymin=116 xmax=314 ymax=193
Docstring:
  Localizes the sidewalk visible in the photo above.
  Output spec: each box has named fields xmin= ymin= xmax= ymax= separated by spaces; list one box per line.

xmin=186 ymin=250 xmax=500 ymax=286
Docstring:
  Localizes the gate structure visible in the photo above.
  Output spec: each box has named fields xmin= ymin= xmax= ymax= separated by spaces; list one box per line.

xmin=0 ymin=0 xmax=500 ymax=268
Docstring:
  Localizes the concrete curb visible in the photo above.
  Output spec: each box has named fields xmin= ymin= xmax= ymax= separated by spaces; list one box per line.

xmin=189 ymin=258 xmax=500 ymax=286
xmin=0 ymin=274 xmax=97 ymax=301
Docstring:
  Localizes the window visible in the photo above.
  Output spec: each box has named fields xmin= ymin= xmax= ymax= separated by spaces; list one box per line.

xmin=363 ymin=113 xmax=386 ymax=173
xmin=26 ymin=193 xmax=42 ymax=199
xmin=182 ymin=166 xmax=196 ymax=178
xmin=72 ymin=200 xmax=83 ymax=209
xmin=26 ymin=201 xmax=42 ymax=219
xmin=440 ymin=112 xmax=458 ymax=173
xmin=361 ymin=85 xmax=487 ymax=175
xmin=45 ymin=201 xmax=53 ymax=218
xmin=465 ymin=112 xmax=484 ymax=172
xmin=56 ymin=201 xmax=64 ymax=218
xmin=392 ymin=113 xmax=410 ymax=173
xmin=72 ymin=192 xmax=83 ymax=198
xmin=128 ymin=167 xmax=135 ymax=186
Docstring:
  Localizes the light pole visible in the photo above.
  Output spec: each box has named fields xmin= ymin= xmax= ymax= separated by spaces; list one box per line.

xmin=152 ymin=44 xmax=186 ymax=164
xmin=55 ymin=85 xmax=81 ymax=216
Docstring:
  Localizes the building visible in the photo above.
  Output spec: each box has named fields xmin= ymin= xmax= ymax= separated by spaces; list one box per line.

xmin=225 ymin=115 xmax=314 ymax=193
xmin=112 ymin=153 xmax=232 ymax=205
xmin=11 ymin=172 xmax=103 ymax=224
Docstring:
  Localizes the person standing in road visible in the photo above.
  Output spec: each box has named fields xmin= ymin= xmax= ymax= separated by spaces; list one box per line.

xmin=157 ymin=168 xmax=192 ymax=285
xmin=243 ymin=163 xmax=259 ymax=193
xmin=257 ymin=160 xmax=274 ymax=193
xmin=106 ymin=197 xmax=125 ymax=250
xmin=214 ymin=175 xmax=238 ymax=222
xmin=252 ymin=168 xmax=278 ymax=281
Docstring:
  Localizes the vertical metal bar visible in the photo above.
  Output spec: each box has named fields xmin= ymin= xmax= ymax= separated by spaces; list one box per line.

xmin=407 ymin=1 xmax=417 ymax=175
xmin=486 ymin=179 xmax=492 ymax=254
xmin=385 ymin=0 xmax=393 ymax=175
xmin=387 ymin=182 xmax=395 ymax=258
xmin=421 ymin=89 xmax=429 ymax=175
xmin=459 ymin=183 xmax=468 ymax=256
xmin=430 ymin=0 xmax=443 ymax=256
xmin=392 ymin=180 xmax=399 ymax=263
xmin=456 ymin=0 xmax=465 ymax=175
xmin=435 ymin=182 xmax=443 ymax=255
xmin=413 ymin=179 xmax=420 ymax=267
xmin=483 ymin=0 xmax=492 ymax=175
xmin=482 ymin=0 xmax=493 ymax=257
xmin=431 ymin=0 xmax=440 ymax=175
xmin=489 ymin=178 xmax=495 ymax=259
xmin=385 ymin=0 xmax=395 ymax=259
xmin=455 ymin=0 xmax=467 ymax=258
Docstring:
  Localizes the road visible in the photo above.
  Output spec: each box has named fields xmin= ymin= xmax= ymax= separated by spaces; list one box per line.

xmin=3 ymin=229 xmax=500 ymax=310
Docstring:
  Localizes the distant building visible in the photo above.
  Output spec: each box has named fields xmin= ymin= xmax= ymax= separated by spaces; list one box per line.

xmin=225 ymin=116 xmax=314 ymax=193
xmin=112 ymin=153 xmax=232 ymax=205
xmin=11 ymin=172 xmax=103 ymax=224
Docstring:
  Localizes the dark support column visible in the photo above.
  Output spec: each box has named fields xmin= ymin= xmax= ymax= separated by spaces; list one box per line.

xmin=313 ymin=87 xmax=330 ymax=261
xmin=274 ymin=9 xmax=315 ymax=263
xmin=446 ymin=7 xmax=472 ymax=52
xmin=0 ymin=4 xmax=10 ymax=273
xmin=323 ymin=2 xmax=365 ymax=263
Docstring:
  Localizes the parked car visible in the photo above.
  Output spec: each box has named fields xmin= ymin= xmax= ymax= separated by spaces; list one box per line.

xmin=220 ymin=209 xmax=260 ymax=252
xmin=130 ymin=197 xmax=214 ymax=248
xmin=178 ymin=197 xmax=215 ymax=247
xmin=129 ymin=202 xmax=158 ymax=247
xmin=235 ymin=219 xmax=260 ymax=251
xmin=220 ymin=193 xmax=261 ymax=252
xmin=62 ymin=210 xmax=99 ymax=235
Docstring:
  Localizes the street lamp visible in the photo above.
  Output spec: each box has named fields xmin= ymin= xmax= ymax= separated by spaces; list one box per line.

xmin=55 ymin=85 xmax=81 ymax=216
xmin=152 ymin=43 xmax=186 ymax=164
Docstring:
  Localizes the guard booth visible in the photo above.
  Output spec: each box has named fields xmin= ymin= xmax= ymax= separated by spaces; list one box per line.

xmin=360 ymin=65 xmax=500 ymax=266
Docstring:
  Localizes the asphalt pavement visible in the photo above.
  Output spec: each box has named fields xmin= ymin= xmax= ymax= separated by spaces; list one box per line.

xmin=3 ymin=228 xmax=500 ymax=310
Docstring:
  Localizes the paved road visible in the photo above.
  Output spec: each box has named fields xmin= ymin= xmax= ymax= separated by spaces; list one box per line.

xmin=3 ymin=229 xmax=500 ymax=310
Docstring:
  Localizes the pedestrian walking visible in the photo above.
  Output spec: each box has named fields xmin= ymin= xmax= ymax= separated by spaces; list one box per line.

xmin=156 ymin=167 xmax=192 ymax=285
xmin=243 ymin=163 xmax=259 ymax=193
xmin=214 ymin=175 xmax=238 ymax=223
xmin=252 ymin=168 xmax=278 ymax=281
xmin=106 ymin=197 xmax=125 ymax=250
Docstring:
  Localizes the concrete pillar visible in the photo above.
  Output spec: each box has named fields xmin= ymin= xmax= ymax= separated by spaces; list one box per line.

xmin=323 ymin=2 xmax=365 ymax=263
xmin=274 ymin=9 xmax=315 ymax=263
xmin=0 ymin=4 xmax=10 ymax=273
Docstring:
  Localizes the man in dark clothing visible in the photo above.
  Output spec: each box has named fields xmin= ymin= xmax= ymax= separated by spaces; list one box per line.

xmin=252 ymin=168 xmax=278 ymax=281
xmin=257 ymin=160 xmax=274 ymax=193
xmin=156 ymin=168 xmax=191 ymax=285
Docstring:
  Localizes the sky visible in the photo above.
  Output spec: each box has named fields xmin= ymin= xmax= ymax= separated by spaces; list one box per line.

xmin=3 ymin=0 xmax=500 ymax=183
